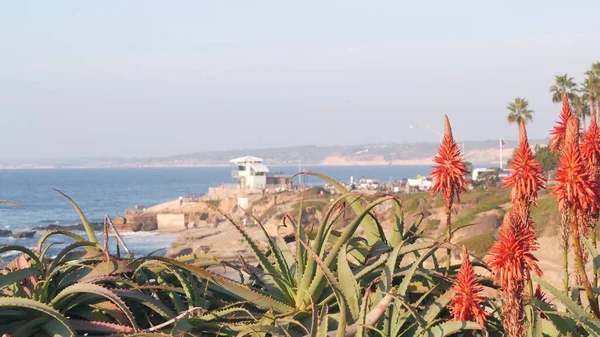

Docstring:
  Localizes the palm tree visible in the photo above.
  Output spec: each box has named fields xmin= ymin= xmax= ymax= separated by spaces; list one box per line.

xmin=507 ymin=97 xmax=534 ymax=128
xmin=585 ymin=62 xmax=600 ymax=123
xmin=571 ymin=93 xmax=590 ymax=130
xmin=581 ymin=74 xmax=599 ymax=123
xmin=549 ymin=74 xmax=577 ymax=103
xmin=591 ymin=62 xmax=600 ymax=76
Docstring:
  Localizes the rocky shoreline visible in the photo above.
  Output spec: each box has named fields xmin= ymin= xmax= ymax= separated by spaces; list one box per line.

xmin=31 ymin=222 xmax=104 ymax=231
xmin=0 ymin=229 xmax=37 ymax=239
xmin=165 ymin=222 xmax=265 ymax=261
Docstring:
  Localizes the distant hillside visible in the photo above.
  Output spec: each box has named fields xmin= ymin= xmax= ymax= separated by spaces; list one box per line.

xmin=0 ymin=139 xmax=549 ymax=168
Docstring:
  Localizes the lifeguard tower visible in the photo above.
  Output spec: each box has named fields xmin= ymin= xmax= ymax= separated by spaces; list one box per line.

xmin=230 ymin=156 xmax=269 ymax=190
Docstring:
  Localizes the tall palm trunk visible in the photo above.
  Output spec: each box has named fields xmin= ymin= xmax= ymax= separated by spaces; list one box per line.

xmin=583 ymin=114 xmax=588 ymax=131
xmin=589 ymin=97 xmax=598 ymax=126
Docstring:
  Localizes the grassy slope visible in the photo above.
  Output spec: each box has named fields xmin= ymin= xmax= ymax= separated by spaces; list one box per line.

xmin=452 ymin=189 xmax=563 ymax=257
xmin=452 ymin=188 xmax=509 ymax=257
xmin=530 ymin=194 xmax=560 ymax=236
xmin=264 ymin=186 xmax=562 ymax=258
xmin=291 ymin=200 xmax=328 ymax=213
xmin=453 ymin=188 xmax=510 ymax=229
xmin=458 ymin=232 xmax=495 ymax=258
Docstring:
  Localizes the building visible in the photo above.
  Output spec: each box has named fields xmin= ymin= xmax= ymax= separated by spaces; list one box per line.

xmin=406 ymin=176 xmax=433 ymax=191
xmin=230 ymin=156 xmax=269 ymax=190
xmin=471 ymin=168 xmax=512 ymax=181
xmin=229 ymin=155 xmax=295 ymax=192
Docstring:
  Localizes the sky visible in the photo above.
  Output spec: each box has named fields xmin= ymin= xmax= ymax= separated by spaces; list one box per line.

xmin=1 ymin=1 xmax=600 ymax=159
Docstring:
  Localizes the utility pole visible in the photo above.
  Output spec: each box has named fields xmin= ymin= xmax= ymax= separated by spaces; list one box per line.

xmin=499 ymin=138 xmax=503 ymax=170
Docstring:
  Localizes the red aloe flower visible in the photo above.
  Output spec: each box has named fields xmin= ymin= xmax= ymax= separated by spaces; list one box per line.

xmin=580 ymin=113 xmax=600 ymax=177
xmin=549 ymin=92 xmax=573 ymax=152
xmin=553 ymin=118 xmax=600 ymax=318
xmin=503 ymin=120 xmax=546 ymax=209
xmin=580 ymin=113 xmax=600 ymax=229
xmin=551 ymin=117 xmax=599 ymax=215
xmin=430 ymin=115 xmax=468 ymax=208
xmin=485 ymin=211 xmax=541 ymax=337
xmin=485 ymin=212 xmax=542 ymax=291
xmin=450 ymin=246 xmax=488 ymax=325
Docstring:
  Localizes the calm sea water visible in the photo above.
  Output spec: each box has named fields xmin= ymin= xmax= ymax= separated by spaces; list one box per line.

xmin=0 ymin=165 xmax=431 ymax=256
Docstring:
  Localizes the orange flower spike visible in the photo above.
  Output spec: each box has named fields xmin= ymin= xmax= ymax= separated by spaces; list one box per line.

xmin=580 ymin=113 xmax=600 ymax=172
xmin=485 ymin=212 xmax=541 ymax=337
xmin=430 ymin=115 xmax=468 ymax=208
xmin=503 ymin=120 xmax=546 ymax=206
xmin=450 ymin=246 xmax=488 ymax=325
xmin=551 ymin=117 xmax=599 ymax=214
xmin=549 ymin=92 xmax=573 ymax=152
xmin=484 ymin=212 xmax=542 ymax=290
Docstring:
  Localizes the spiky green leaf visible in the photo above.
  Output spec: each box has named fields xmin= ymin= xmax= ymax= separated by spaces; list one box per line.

xmin=421 ymin=320 xmax=483 ymax=336
xmin=532 ymin=274 xmax=592 ymax=319
xmin=145 ymin=256 xmax=295 ymax=313
xmin=0 ymin=267 xmax=39 ymax=288
xmin=338 ymin=244 xmax=360 ymax=322
xmin=54 ymin=189 xmax=99 ymax=243
xmin=0 ymin=245 xmax=42 ymax=268
xmin=227 ymin=215 xmax=295 ymax=303
xmin=307 ymin=196 xmax=394 ymax=303
xmin=0 ymin=297 xmax=75 ymax=336
xmin=301 ymin=240 xmax=347 ymax=337
xmin=299 ymin=171 xmax=383 ymax=244
xmin=50 ymin=283 xmax=138 ymax=331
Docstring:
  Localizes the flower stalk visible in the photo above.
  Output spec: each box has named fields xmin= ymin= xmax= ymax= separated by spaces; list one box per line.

xmin=551 ymin=116 xmax=600 ymax=317
xmin=503 ymin=120 xmax=546 ymax=303
xmin=430 ymin=115 xmax=467 ymax=274
xmin=503 ymin=120 xmax=546 ymax=218
xmin=449 ymin=246 xmax=488 ymax=326
xmin=549 ymin=93 xmax=575 ymax=295
xmin=581 ymin=112 xmax=600 ymax=289
xmin=485 ymin=212 xmax=541 ymax=337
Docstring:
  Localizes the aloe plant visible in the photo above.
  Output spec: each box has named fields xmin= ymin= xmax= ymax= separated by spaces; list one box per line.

xmin=0 ymin=179 xmax=501 ymax=336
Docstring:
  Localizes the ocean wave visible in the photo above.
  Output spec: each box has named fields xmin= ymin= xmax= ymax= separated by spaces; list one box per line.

xmin=37 ymin=219 xmax=63 ymax=224
xmin=7 ymin=236 xmax=38 ymax=241
xmin=0 ymin=251 xmax=20 ymax=257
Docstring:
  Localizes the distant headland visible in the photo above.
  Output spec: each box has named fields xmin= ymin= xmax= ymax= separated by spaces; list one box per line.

xmin=0 ymin=139 xmax=548 ymax=169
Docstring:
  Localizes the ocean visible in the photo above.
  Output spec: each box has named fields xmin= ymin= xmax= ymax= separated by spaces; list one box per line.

xmin=0 ymin=165 xmax=432 ymax=256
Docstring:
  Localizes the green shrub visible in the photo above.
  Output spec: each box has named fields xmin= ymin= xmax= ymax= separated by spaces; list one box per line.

xmin=0 ymin=179 xmax=499 ymax=336
xmin=530 ymin=195 xmax=560 ymax=237
xmin=401 ymin=192 xmax=429 ymax=212
xmin=206 ymin=199 xmax=221 ymax=208
xmin=456 ymin=230 xmax=495 ymax=258
xmin=535 ymin=145 xmax=559 ymax=172
xmin=453 ymin=189 xmax=510 ymax=228
xmin=424 ymin=218 xmax=441 ymax=234
xmin=291 ymin=200 xmax=328 ymax=213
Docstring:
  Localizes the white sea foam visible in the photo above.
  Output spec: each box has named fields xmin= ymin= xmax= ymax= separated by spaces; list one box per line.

xmin=0 ymin=251 xmax=20 ymax=258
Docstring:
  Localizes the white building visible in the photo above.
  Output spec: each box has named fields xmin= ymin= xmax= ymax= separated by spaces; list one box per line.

xmin=230 ymin=156 xmax=269 ymax=190
xmin=471 ymin=168 xmax=512 ymax=181
xmin=358 ymin=178 xmax=380 ymax=190
xmin=407 ymin=176 xmax=433 ymax=191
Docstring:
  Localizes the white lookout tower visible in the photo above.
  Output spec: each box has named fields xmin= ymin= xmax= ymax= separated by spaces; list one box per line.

xmin=230 ymin=156 xmax=269 ymax=190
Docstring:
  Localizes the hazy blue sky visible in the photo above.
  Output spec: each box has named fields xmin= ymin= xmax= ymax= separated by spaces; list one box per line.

xmin=1 ymin=1 xmax=600 ymax=158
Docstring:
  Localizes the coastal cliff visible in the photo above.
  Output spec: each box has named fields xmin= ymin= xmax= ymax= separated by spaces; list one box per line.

xmin=0 ymin=141 xmax=527 ymax=169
